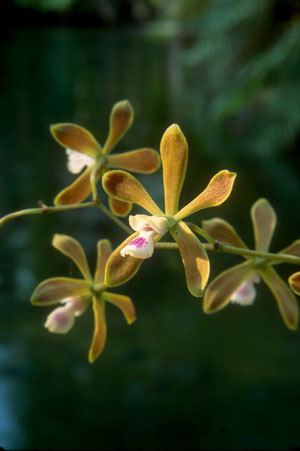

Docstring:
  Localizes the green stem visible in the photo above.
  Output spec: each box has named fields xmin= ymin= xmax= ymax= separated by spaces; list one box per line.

xmin=0 ymin=201 xmax=96 ymax=227
xmin=186 ymin=222 xmax=216 ymax=245
xmin=94 ymin=202 xmax=132 ymax=234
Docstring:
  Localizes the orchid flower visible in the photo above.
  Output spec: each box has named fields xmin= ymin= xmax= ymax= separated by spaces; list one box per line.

xmin=51 ymin=100 xmax=160 ymax=216
xmin=102 ymin=124 xmax=236 ymax=297
xmin=31 ymin=234 xmax=136 ymax=362
xmin=202 ymin=199 xmax=300 ymax=329
xmin=289 ymin=272 xmax=300 ymax=296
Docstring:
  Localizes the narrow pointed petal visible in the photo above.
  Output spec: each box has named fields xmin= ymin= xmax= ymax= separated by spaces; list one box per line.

xmin=102 ymin=170 xmax=163 ymax=216
xmin=289 ymin=272 xmax=300 ymax=296
xmin=108 ymin=197 xmax=132 ymax=217
xmin=94 ymin=240 xmax=112 ymax=284
xmin=170 ymin=222 xmax=210 ymax=297
xmin=107 ymin=148 xmax=160 ymax=173
xmin=202 ymin=218 xmax=248 ymax=248
xmin=102 ymin=291 xmax=136 ymax=324
xmin=103 ymin=100 xmax=134 ymax=154
xmin=31 ymin=277 xmax=91 ymax=306
xmin=279 ymin=239 xmax=300 ymax=258
xmin=160 ymin=124 xmax=188 ymax=216
xmin=261 ymin=266 xmax=298 ymax=330
xmin=52 ymin=234 xmax=92 ymax=281
xmin=89 ymin=296 xmax=107 ymax=363
xmin=51 ymin=123 xmax=101 ymax=158
xmin=105 ymin=233 xmax=144 ymax=287
xmin=251 ymin=198 xmax=276 ymax=252
xmin=203 ymin=261 xmax=254 ymax=313
xmin=174 ymin=170 xmax=236 ymax=221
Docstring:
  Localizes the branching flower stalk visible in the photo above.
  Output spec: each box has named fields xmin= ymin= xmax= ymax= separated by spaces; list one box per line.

xmin=1 ymin=99 xmax=299 ymax=362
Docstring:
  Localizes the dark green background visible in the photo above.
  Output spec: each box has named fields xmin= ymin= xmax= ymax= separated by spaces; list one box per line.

xmin=0 ymin=2 xmax=300 ymax=449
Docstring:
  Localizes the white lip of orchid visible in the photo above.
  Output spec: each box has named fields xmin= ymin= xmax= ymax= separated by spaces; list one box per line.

xmin=66 ymin=149 xmax=95 ymax=174
xmin=231 ymin=273 xmax=260 ymax=306
xmin=44 ymin=297 xmax=87 ymax=334
xmin=120 ymin=215 xmax=168 ymax=259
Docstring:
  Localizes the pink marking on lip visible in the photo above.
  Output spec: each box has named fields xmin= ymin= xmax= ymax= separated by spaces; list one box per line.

xmin=129 ymin=237 xmax=148 ymax=248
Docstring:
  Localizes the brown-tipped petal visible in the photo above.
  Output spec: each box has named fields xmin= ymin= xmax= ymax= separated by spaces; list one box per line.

xmin=54 ymin=166 xmax=93 ymax=205
xmin=251 ymin=198 xmax=276 ymax=252
xmin=94 ymin=240 xmax=112 ymax=284
xmin=261 ymin=266 xmax=298 ymax=330
xmin=51 ymin=123 xmax=101 ymax=158
xmin=170 ymin=222 xmax=210 ymax=297
xmin=52 ymin=234 xmax=92 ymax=281
xmin=174 ymin=170 xmax=236 ymax=222
xmin=289 ymin=272 xmax=300 ymax=296
xmin=89 ymin=296 xmax=107 ymax=363
xmin=108 ymin=197 xmax=132 ymax=217
xmin=102 ymin=291 xmax=136 ymax=324
xmin=103 ymin=100 xmax=134 ymax=154
xmin=107 ymin=148 xmax=160 ymax=173
xmin=102 ymin=170 xmax=163 ymax=215
xmin=31 ymin=277 xmax=91 ymax=306
xmin=105 ymin=233 xmax=144 ymax=287
xmin=279 ymin=239 xmax=300 ymax=258
xmin=202 ymin=218 xmax=248 ymax=248
xmin=160 ymin=124 xmax=188 ymax=216
xmin=203 ymin=261 xmax=254 ymax=313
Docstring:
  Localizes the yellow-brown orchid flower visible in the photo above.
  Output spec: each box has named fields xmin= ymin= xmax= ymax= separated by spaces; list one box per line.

xmin=102 ymin=124 xmax=236 ymax=297
xmin=30 ymin=234 xmax=136 ymax=362
xmin=289 ymin=272 xmax=300 ymax=296
xmin=51 ymin=100 xmax=160 ymax=216
xmin=202 ymin=198 xmax=300 ymax=330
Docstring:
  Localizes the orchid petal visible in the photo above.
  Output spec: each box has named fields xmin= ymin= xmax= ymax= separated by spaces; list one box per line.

xmin=203 ymin=261 xmax=254 ymax=313
xmin=170 ymin=222 xmax=209 ymax=297
xmin=102 ymin=170 xmax=163 ymax=216
xmin=45 ymin=304 xmax=75 ymax=334
xmin=66 ymin=149 xmax=95 ymax=174
xmin=174 ymin=170 xmax=236 ymax=222
xmin=51 ymin=123 xmax=101 ymax=158
xmin=108 ymin=197 xmax=132 ymax=217
xmin=31 ymin=277 xmax=91 ymax=306
xmin=160 ymin=124 xmax=188 ymax=216
xmin=104 ymin=233 xmax=144 ymax=287
xmin=261 ymin=265 xmax=298 ymax=330
xmin=202 ymin=218 xmax=248 ymax=248
xmin=52 ymin=234 xmax=92 ymax=281
xmin=107 ymin=148 xmax=160 ymax=173
xmin=231 ymin=273 xmax=260 ymax=306
xmin=88 ymin=296 xmax=107 ymax=363
xmin=278 ymin=239 xmax=300 ymax=258
xmin=103 ymin=100 xmax=134 ymax=154
xmin=289 ymin=272 xmax=300 ymax=296
xmin=251 ymin=198 xmax=276 ymax=252
xmin=102 ymin=291 xmax=136 ymax=324
xmin=129 ymin=215 xmax=168 ymax=235
xmin=94 ymin=240 xmax=112 ymax=284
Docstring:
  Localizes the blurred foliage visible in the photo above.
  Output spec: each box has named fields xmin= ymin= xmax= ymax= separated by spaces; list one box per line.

xmin=150 ymin=0 xmax=300 ymax=158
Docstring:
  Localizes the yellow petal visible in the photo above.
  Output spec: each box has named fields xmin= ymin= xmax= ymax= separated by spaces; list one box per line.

xmin=251 ymin=198 xmax=276 ymax=252
xmin=52 ymin=234 xmax=92 ymax=281
xmin=102 ymin=291 xmax=136 ymax=324
xmin=203 ymin=261 xmax=254 ymax=313
xmin=279 ymin=239 xmax=300 ymax=258
xmin=289 ymin=272 xmax=300 ymax=296
xmin=174 ymin=170 xmax=236 ymax=221
xmin=170 ymin=222 xmax=210 ymax=297
xmin=50 ymin=123 xmax=101 ymax=158
xmin=107 ymin=148 xmax=160 ymax=173
xmin=108 ymin=197 xmax=132 ymax=217
xmin=89 ymin=296 xmax=107 ymax=363
xmin=94 ymin=240 xmax=112 ymax=284
xmin=104 ymin=233 xmax=144 ymax=287
xmin=103 ymin=100 xmax=134 ymax=154
xmin=261 ymin=265 xmax=298 ymax=330
xmin=202 ymin=218 xmax=248 ymax=248
xmin=102 ymin=170 xmax=163 ymax=215
xmin=31 ymin=277 xmax=91 ymax=305
xmin=160 ymin=124 xmax=188 ymax=216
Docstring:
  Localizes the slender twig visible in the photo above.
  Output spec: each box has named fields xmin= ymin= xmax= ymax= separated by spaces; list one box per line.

xmin=94 ymin=202 xmax=132 ymax=234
